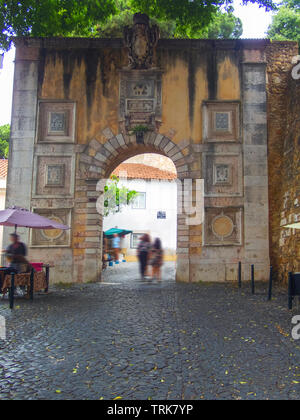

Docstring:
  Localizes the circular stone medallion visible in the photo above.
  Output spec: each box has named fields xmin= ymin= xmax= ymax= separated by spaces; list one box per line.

xmin=41 ymin=216 xmax=64 ymax=241
xmin=212 ymin=215 xmax=234 ymax=239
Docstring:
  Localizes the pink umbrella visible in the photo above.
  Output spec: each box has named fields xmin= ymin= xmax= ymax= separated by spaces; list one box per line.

xmin=0 ymin=207 xmax=70 ymax=232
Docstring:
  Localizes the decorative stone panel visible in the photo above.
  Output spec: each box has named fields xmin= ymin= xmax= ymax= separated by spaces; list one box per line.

xmin=203 ymin=101 xmax=240 ymax=143
xmin=30 ymin=208 xmax=72 ymax=247
xmin=33 ymin=155 xmax=75 ymax=198
xmin=204 ymin=207 xmax=243 ymax=246
xmin=119 ymin=70 xmax=162 ymax=132
xmin=37 ymin=102 xmax=76 ymax=143
xmin=203 ymin=153 xmax=243 ymax=197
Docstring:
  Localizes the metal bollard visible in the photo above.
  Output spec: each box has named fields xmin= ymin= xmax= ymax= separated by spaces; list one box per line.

xmin=238 ymin=262 xmax=242 ymax=289
xmin=288 ymin=272 xmax=293 ymax=310
xmin=251 ymin=264 xmax=255 ymax=295
xmin=30 ymin=269 xmax=34 ymax=301
xmin=45 ymin=265 xmax=50 ymax=293
xmin=9 ymin=273 xmax=15 ymax=310
xmin=268 ymin=266 xmax=273 ymax=301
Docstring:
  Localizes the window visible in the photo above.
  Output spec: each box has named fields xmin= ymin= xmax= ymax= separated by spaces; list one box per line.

xmin=131 ymin=233 xmax=146 ymax=249
xmin=132 ymin=192 xmax=146 ymax=209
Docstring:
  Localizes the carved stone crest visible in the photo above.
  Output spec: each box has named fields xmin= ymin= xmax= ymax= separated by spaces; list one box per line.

xmin=124 ymin=13 xmax=160 ymax=69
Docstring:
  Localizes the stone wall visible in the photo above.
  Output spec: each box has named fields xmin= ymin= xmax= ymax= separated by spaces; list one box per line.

xmin=266 ymin=41 xmax=299 ymax=281
xmin=5 ymin=36 xmax=280 ymax=284
xmin=277 ymin=74 xmax=300 ymax=281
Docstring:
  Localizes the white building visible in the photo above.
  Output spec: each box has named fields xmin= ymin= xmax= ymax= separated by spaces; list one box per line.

xmin=104 ymin=161 xmax=177 ymax=261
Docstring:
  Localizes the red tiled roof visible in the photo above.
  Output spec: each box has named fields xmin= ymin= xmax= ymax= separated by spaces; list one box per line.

xmin=112 ymin=163 xmax=176 ymax=180
xmin=0 ymin=159 xmax=8 ymax=178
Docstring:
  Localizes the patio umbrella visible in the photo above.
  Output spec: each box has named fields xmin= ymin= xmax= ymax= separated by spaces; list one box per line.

xmin=0 ymin=207 xmax=70 ymax=232
xmin=104 ymin=228 xmax=132 ymax=238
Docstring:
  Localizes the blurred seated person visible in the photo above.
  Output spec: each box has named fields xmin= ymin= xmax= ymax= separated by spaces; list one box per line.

xmin=5 ymin=233 xmax=27 ymax=258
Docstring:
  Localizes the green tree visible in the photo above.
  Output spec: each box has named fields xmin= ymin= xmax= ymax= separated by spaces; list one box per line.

xmin=104 ymin=175 xmax=137 ymax=217
xmin=129 ymin=0 xmax=275 ymax=38
xmin=0 ymin=0 xmax=276 ymax=51
xmin=96 ymin=10 xmax=175 ymax=38
xmin=0 ymin=0 xmax=117 ymax=50
xmin=0 ymin=124 xmax=10 ymax=158
xmin=196 ymin=12 xmax=243 ymax=39
xmin=267 ymin=3 xmax=300 ymax=43
xmin=97 ymin=9 xmax=242 ymax=39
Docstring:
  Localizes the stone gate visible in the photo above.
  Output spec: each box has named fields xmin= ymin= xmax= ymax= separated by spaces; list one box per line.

xmin=5 ymin=15 xmax=299 ymax=283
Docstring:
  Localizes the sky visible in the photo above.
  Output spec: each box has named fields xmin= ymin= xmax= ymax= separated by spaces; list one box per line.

xmin=0 ymin=1 xmax=275 ymax=126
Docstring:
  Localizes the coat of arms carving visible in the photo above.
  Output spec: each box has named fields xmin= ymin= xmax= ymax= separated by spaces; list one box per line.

xmin=124 ymin=13 xmax=160 ymax=69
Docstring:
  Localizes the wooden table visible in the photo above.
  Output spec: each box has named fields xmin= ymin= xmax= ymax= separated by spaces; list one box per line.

xmin=0 ymin=265 xmax=51 ymax=309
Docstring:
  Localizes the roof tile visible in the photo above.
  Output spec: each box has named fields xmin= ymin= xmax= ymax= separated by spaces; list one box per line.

xmin=0 ymin=159 xmax=8 ymax=178
xmin=112 ymin=163 xmax=176 ymax=181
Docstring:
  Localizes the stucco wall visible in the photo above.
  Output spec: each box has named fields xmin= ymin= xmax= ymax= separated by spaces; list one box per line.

xmin=37 ymin=40 xmax=241 ymax=145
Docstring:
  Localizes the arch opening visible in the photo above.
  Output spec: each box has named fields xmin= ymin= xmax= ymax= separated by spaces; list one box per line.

xmin=102 ymin=152 xmax=178 ymax=283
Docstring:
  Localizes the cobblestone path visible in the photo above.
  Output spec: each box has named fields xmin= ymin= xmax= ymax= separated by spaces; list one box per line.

xmin=0 ymin=262 xmax=300 ymax=400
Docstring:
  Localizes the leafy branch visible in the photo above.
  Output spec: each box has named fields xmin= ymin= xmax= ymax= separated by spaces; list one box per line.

xmin=103 ymin=174 xmax=138 ymax=217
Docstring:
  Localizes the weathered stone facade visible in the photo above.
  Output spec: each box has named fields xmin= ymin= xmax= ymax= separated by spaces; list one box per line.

xmin=5 ymin=28 xmax=298 ymax=284
xmin=266 ymin=42 xmax=300 ymax=282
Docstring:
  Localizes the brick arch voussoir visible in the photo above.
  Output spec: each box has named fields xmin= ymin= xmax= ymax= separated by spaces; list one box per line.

xmin=81 ymin=132 xmax=190 ymax=180
xmin=105 ymin=135 xmax=188 ymax=178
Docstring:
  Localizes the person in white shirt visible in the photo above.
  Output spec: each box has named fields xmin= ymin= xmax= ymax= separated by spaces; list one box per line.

xmin=112 ymin=234 xmax=121 ymax=263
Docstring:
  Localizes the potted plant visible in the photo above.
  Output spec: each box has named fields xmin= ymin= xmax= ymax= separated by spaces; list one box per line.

xmin=130 ymin=125 xmax=149 ymax=144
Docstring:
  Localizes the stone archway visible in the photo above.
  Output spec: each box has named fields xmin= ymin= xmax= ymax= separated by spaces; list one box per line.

xmin=75 ymin=127 xmax=200 ymax=283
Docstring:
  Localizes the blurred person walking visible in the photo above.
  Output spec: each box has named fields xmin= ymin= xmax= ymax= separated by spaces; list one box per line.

xmin=137 ymin=234 xmax=151 ymax=279
xmin=150 ymin=238 xmax=164 ymax=281
xmin=112 ymin=233 xmax=121 ymax=263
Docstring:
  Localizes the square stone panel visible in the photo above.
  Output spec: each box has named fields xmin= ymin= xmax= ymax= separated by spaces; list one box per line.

xmin=46 ymin=164 xmax=65 ymax=187
xmin=33 ymin=155 xmax=75 ymax=198
xmin=203 ymin=101 xmax=240 ymax=143
xmin=203 ymin=154 xmax=243 ymax=197
xmin=204 ymin=207 xmax=243 ymax=246
xmin=30 ymin=208 xmax=71 ymax=247
xmin=126 ymin=80 xmax=155 ymax=98
xmin=119 ymin=70 xmax=162 ymax=130
xmin=37 ymin=102 xmax=76 ymax=143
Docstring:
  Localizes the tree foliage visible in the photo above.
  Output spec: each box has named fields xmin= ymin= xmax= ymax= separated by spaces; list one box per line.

xmin=267 ymin=1 xmax=300 ymax=43
xmin=0 ymin=0 xmax=277 ymax=50
xmin=0 ymin=0 xmax=117 ymax=50
xmin=0 ymin=124 xmax=9 ymax=158
xmin=196 ymin=12 xmax=243 ymax=39
xmin=104 ymin=175 xmax=137 ymax=217
xmin=97 ymin=8 xmax=242 ymax=39
xmin=129 ymin=0 xmax=275 ymax=37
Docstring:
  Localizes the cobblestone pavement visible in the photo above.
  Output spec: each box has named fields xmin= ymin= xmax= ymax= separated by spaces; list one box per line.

xmin=0 ymin=262 xmax=300 ymax=400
